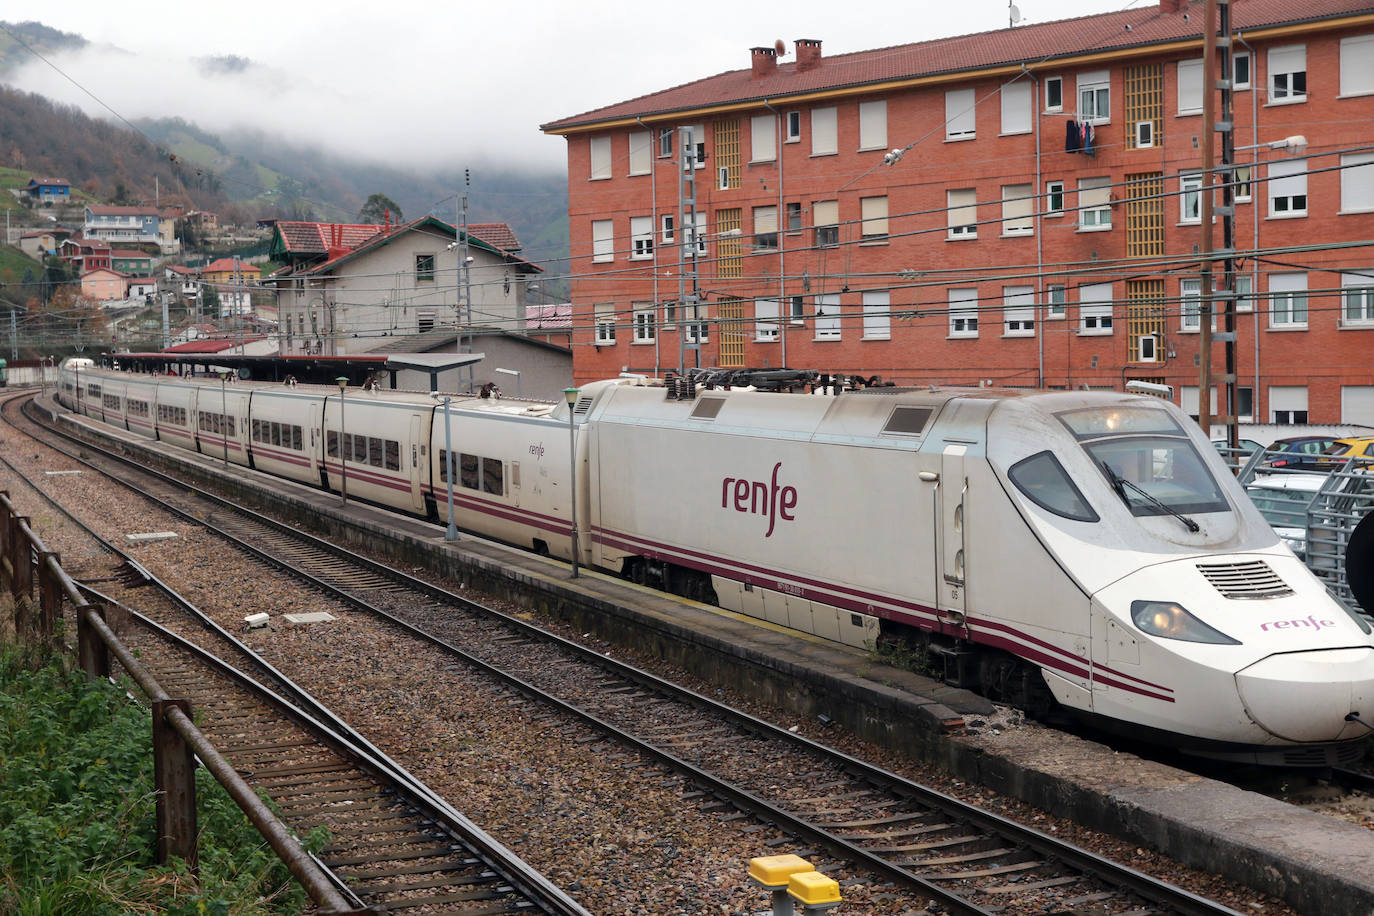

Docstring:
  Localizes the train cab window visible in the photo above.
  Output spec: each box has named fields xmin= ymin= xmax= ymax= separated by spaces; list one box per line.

xmin=385 ymin=440 xmax=400 ymax=471
xmin=368 ymin=436 xmax=384 ymax=468
xmin=482 ymin=458 xmax=504 ymax=495
xmin=460 ymin=453 xmax=480 ymax=489
xmin=1008 ymin=451 xmax=1099 ymax=522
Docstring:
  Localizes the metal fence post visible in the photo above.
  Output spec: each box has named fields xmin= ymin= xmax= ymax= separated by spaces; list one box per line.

xmin=153 ymin=698 xmax=198 ymax=873
xmin=77 ymin=603 xmax=109 ymax=680
xmin=38 ymin=551 xmax=62 ymax=645
xmin=0 ymin=494 xmax=13 ymax=594
xmin=11 ymin=515 xmax=32 ymax=600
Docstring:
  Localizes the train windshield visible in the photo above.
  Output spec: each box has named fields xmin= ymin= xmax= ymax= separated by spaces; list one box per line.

xmin=1058 ymin=407 xmax=1229 ymax=518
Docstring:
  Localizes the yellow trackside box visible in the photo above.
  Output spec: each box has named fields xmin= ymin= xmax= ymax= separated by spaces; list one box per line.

xmin=748 ymin=854 xmax=814 ymax=888
xmin=788 ymin=870 xmax=842 ymax=905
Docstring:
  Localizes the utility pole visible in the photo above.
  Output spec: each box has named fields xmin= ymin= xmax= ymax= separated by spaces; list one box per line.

xmin=677 ymin=126 xmax=701 ymax=375
xmin=456 ymin=169 xmax=473 ymax=393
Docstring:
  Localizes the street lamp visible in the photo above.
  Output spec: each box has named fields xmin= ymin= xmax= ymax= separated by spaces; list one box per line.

xmin=336 ymin=376 xmax=349 ymax=504
xmin=442 ymin=396 xmax=458 ymax=542
xmin=218 ymin=370 xmax=229 ymax=468
xmin=1235 ymin=134 xmax=1307 ymax=155
xmin=563 ymin=386 xmax=580 ymax=578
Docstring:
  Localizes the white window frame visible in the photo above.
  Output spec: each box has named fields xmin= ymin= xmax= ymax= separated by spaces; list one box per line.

xmin=1180 ymin=173 xmax=1203 ymax=223
xmin=1268 ymin=45 xmax=1307 ymax=103
xmin=862 ymin=291 xmax=891 ymax=340
xmin=788 ymin=295 xmax=806 ymax=324
xmin=683 ymin=303 xmax=709 ymax=343
xmin=813 ymin=200 xmax=839 ymax=247
xmin=1046 ymin=180 xmax=1064 ymax=216
xmin=1077 ymin=70 xmax=1110 ymax=124
xmin=1270 ymin=385 xmax=1309 ymax=424
xmin=1233 ymin=165 xmax=1252 ymax=202
xmin=948 ymin=288 xmax=979 ymax=338
xmin=1341 ymin=272 xmax=1374 ymax=326
xmin=1180 ymin=278 xmax=1210 ymax=331
xmin=948 ymin=188 xmax=977 ymax=239
xmin=1077 ymin=177 xmax=1112 ymax=230
xmin=945 ymin=88 xmax=976 ymax=140
xmin=1000 ymin=80 xmax=1032 ymax=135
xmin=1267 ymin=158 xmax=1308 ymax=217
xmin=1177 ymin=59 xmax=1204 ymax=115
xmin=1340 ymin=152 xmax=1374 ymax=213
xmin=682 ymin=212 xmax=707 ymax=258
xmin=684 ymin=125 xmax=706 ymax=170
xmin=632 ymin=302 xmax=655 ymax=343
xmin=752 ymin=205 xmax=778 ymax=250
xmin=1235 ymin=274 xmax=1254 ymax=312
xmin=1044 ymin=76 xmax=1063 ymax=112
xmin=1233 ymin=51 xmax=1251 ymax=90
xmin=594 ymin=303 xmax=616 ymax=344
xmin=785 ymin=201 xmax=802 ymax=232
xmin=1268 ymin=272 xmax=1308 ymax=328
xmin=1079 ymin=282 xmax=1114 ymax=335
xmin=811 ymin=106 xmax=838 ymax=157
xmin=1341 ymin=34 xmax=1374 ymax=96
xmin=658 ymin=128 xmax=674 ymax=158
xmin=590 ymin=136 xmax=612 ymax=180
xmin=751 ymin=114 xmax=776 ymax=163
xmin=661 ymin=213 xmax=675 ymax=243
xmin=630 ymin=216 xmax=654 ymax=260
xmin=754 ymin=298 xmax=779 ymax=341
xmin=814 ymin=294 xmax=841 ymax=340
xmin=591 ymin=219 xmax=614 ymax=263
xmin=1046 ymin=284 xmax=1067 ymax=319
xmin=1003 ymin=286 xmax=1035 ymax=337
xmin=860 ymin=196 xmax=888 ymax=242
xmin=858 ymin=100 xmax=887 ymax=151
xmin=1001 ymin=184 xmax=1033 ymax=236
xmin=628 ymin=131 xmax=652 ymax=176
xmin=785 ymin=110 xmax=802 ymax=142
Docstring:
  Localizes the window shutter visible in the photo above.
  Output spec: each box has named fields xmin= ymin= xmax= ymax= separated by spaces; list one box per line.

xmin=1268 ymin=158 xmax=1306 ymax=198
xmin=812 ymin=200 xmax=838 ymax=226
xmin=860 ymin=197 xmax=888 ymax=236
xmin=1341 ymin=153 xmax=1374 ymax=211
xmin=751 ymin=115 xmax=776 ymax=161
xmin=628 ymin=131 xmax=651 ymax=175
xmin=1177 ymin=59 xmax=1203 ymax=114
xmin=811 ymin=107 xmax=837 ymax=156
xmin=1000 ymin=81 xmax=1031 ymax=134
xmin=859 ymin=100 xmax=887 ymax=149
xmin=948 ymin=189 xmax=977 ymax=228
xmin=753 ymin=206 xmax=777 ymax=234
xmin=1341 ymin=35 xmax=1374 ymax=95
xmin=1079 ymin=178 xmax=1111 ymax=209
xmin=590 ymin=136 xmax=611 ymax=180
xmin=946 ymin=88 xmax=975 ymax=137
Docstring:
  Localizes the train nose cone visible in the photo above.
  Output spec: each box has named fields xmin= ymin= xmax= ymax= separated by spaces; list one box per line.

xmin=1235 ymin=648 xmax=1374 ymax=742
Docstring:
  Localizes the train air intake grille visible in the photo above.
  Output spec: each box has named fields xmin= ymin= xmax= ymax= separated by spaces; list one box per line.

xmin=1196 ymin=560 xmax=1294 ymax=599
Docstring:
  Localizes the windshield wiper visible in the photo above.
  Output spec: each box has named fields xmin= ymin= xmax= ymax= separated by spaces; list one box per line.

xmin=1101 ymin=461 xmax=1200 ymax=533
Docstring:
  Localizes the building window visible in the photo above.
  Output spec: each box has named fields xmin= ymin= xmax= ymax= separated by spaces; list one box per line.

xmin=945 ymin=88 xmax=976 ymax=139
xmin=1123 ymin=63 xmax=1160 ymax=149
xmin=1177 ymin=59 xmax=1203 ymax=115
xmin=415 ymin=253 xmax=435 ymax=282
xmin=862 ymin=291 xmax=891 ymax=340
xmin=814 ymin=294 xmax=841 ymax=340
xmin=753 ymin=205 xmax=778 ymax=249
xmin=858 ymin=100 xmax=887 ymax=150
xmin=716 ymin=118 xmax=740 ymax=188
xmin=1079 ymin=282 xmax=1114 ymax=334
xmin=1270 ymin=386 xmax=1308 ymax=424
xmin=1341 ymin=34 xmax=1374 ymax=95
xmin=1078 ymin=177 xmax=1112 ymax=229
xmin=785 ymin=201 xmax=802 ymax=231
xmin=789 ymin=295 xmax=806 ymax=323
xmin=811 ymin=106 xmax=837 ymax=156
xmin=594 ymin=302 xmax=616 ymax=344
xmin=658 ymin=128 xmax=674 ymax=158
xmin=754 ymin=298 xmax=779 ymax=341
xmin=628 ymin=131 xmax=652 ymax=175
xmin=1235 ymin=274 xmax=1254 ymax=312
xmin=813 ymin=200 xmax=839 ymax=247
xmin=948 ymin=188 xmax=977 ymax=238
xmin=632 ymin=303 xmax=655 ymax=342
xmin=661 ymin=213 xmax=675 ymax=243
xmin=685 ymin=124 xmax=706 ymax=169
xmin=1045 ymin=76 xmax=1063 ymax=111
xmin=1001 ymin=184 xmax=1033 ymax=235
xmin=1233 ymin=165 xmax=1252 ymax=202
xmin=751 ymin=114 xmax=776 ymax=163
xmin=1046 ymin=180 xmax=1064 ymax=216
xmin=1180 ymin=278 xmax=1205 ymax=330
xmin=1269 ymin=273 xmax=1308 ymax=328
xmin=949 ymin=288 xmax=978 ymax=337
xmin=1269 ymin=45 xmax=1307 ymax=102
xmin=1341 ymin=152 xmax=1374 ymax=212
xmin=1046 ymin=284 xmax=1067 ymax=319
xmin=1233 ymin=51 xmax=1251 ymax=90
xmin=860 ymin=196 xmax=888 ymax=242
xmin=591 ymin=219 xmax=614 ymax=262
xmin=686 ymin=212 xmax=707 ymax=257
xmin=1077 ymin=70 xmax=1110 ymax=123
xmin=590 ymin=136 xmax=612 ymax=180
xmin=683 ymin=302 xmax=709 ymax=343
xmin=1268 ymin=159 xmax=1307 ymax=216
xmin=1003 ymin=286 xmax=1034 ymax=336
xmin=1342 ymin=273 xmax=1374 ymax=326
xmin=1001 ymin=79 xmax=1031 ymax=134
xmin=785 ymin=110 xmax=801 ymax=142
xmin=1180 ymin=173 xmax=1202 ymax=223
xmin=630 ymin=216 xmax=654 ymax=259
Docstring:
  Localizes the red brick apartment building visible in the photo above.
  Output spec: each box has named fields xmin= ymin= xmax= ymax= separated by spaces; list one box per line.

xmin=542 ymin=0 xmax=1374 ymax=425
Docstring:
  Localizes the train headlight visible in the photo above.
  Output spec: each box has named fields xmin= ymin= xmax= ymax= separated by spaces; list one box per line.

xmin=1130 ymin=600 xmax=1241 ymax=645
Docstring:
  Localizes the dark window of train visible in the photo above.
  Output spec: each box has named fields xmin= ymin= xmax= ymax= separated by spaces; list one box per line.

xmin=227 ymin=416 xmax=235 ymax=437
xmin=437 ymin=448 xmax=450 ymax=482
xmin=690 ymin=398 xmax=725 ymax=420
xmin=385 ymin=440 xmax=400 ymax=470
xmin=482 ymin=458 xmax=503 ymax=495
xmin=327 ymin=430 xmax=339 ymax=457
xmin=368 ymin=436 xmax=384 ymax=468
xmin=292 ymin=426 xmax=302 ymax=450
xmin=460 ymin=453 xmax=480 ymax=489
xmin=252 ymin=419 xmax=262 ymax=441
xmin=272 ymin=422 xmax=282 ymax=447
xmin=356 ymin=434 xmax=370 ymax=464
xmin=882 ymin=406 xmax=933 ymax=436
xmin=1008 ymin=451 xmax=1099 ymax=522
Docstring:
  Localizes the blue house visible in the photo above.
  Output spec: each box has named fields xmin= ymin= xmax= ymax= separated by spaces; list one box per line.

xmin=25 ymin=177 xmax=71 ymax=203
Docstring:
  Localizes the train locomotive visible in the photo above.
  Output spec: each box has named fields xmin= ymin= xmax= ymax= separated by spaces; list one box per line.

xmin=56 ymin=359 xmax=1374 ymax=765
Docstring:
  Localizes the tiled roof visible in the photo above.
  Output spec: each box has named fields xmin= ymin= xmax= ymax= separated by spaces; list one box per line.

xmin=87 ymin=204 xmax=159 ymax=216
xmin=111 ymin=249 xmax=151 ymax=259
xmin=469 ymin=222 xmax=521 ymax=252
xmin=543 ymin=0 xmax=1374 ymax=130
xmin=288 ymin=216 xmax=543 ymax=278
xmin=166 ymin=264 xmax=199 ymax=275
xmin=204 ymin=257 xmax=245 ymax=273
xmin=28 ymin=176 xmax=68 ymax=186
xmin=274 ymin=221 xmax=386 ymax=255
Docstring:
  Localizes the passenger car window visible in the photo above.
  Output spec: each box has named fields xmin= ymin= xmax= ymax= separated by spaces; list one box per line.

xmin=1008 ymin=451 xmax=1099 ymax=522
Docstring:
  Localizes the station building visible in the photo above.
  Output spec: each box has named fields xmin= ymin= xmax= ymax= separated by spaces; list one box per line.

xmin=542 ymin=0 xmax=1374 ymax=425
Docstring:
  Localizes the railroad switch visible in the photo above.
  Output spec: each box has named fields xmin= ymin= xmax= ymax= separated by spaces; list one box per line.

xmin=748 ymin=854 xmax=842 ymax=914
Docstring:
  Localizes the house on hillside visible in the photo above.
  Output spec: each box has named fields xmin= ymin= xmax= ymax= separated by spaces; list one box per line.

xmin=186 ymin=210 xmax=219 ymax=231
xmin=59 ymin=236 xmax=112 ymax=273
xmin=262 ymin=216 xmax=543 ymax=357
xmin=127 ymin=277 xmax=157 ymax=303
xmin=165 ymin=264 xmax=200 ymax=301
xmin=82 ymin=205 xmax=180 ymax=253
xmin=25 ymin=177 xmax=70 ymax=204
xmin=18 ymin=228 xmax=71 ymax=260
xmin=81 ymin=267 xmax=127 ymax=302
xmin=111 ymin=249 xmax=154 ymax=275
xmin=201 ymin=257 xmax=253 ymax=318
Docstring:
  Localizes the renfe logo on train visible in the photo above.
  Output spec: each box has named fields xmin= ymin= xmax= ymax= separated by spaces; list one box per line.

xmin=721 ymin=462 xmax=797 ymax=537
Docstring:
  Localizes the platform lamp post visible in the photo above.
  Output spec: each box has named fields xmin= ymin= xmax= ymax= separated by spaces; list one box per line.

xmin=336 ymin=376 xmax=349 ymax=505
xmin=218 ymin=370 xmax=229 ymax=469
xmin=563 ymin=386 xmax=580 ymax=578
xmin=443 ymin=396 xmax=458 ymax=542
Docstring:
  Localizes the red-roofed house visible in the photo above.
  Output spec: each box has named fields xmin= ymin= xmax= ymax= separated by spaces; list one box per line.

xmin=25 ymin=177 xmax=70 ymax=203
xmin=111 ymin=249 xmax=154 ymax=275
xmin=81 ymin=268 xmax=128 ymax=302
xmin=542 ymin=0 xmax=1374 ymax=426
xmin=60 ymin=236 xmax=112 ymax=273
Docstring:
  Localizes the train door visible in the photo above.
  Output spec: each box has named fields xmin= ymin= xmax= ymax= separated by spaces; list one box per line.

xmin=936 ymin=444 xmax=969 ymax=633
xmin=408 ymin=415 xmax=423 ymax=511
xmin=308 ymin=402 xmax=321 ymax=477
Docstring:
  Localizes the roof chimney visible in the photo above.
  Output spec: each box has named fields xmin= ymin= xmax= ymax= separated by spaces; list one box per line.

xmin=796 ymin=38 xmax=822 ymax=72
xmin=750 ymin=46 xmax=778 ymax=79
xmin=1159 ymin=0 xmax=1186 ymax=12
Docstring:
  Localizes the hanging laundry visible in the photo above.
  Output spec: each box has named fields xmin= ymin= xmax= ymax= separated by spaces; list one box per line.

xmin=1082 ymin=122 xmax=1096 ymax=157
xmin=1065 ymin=119 xmax=1080 ymax=153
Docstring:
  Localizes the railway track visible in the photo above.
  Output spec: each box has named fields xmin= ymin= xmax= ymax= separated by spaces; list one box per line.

xmin=8 ymin=390 xmax=1255 ymax=915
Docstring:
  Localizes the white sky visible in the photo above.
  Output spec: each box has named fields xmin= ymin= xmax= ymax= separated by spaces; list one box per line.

xmin=7 ymin=0 xmax=1126 ymax=174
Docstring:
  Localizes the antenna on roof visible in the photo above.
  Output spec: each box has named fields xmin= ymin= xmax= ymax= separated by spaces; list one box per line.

xmin=1009 ymin=1 xmax=1021 ymax=26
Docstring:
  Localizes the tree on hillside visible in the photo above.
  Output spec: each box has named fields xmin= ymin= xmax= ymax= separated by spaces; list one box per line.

xmin=357 ymin=193 xmax=403 ymax=225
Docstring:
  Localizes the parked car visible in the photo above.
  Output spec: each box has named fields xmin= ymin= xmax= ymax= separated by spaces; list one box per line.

xmin=1263 ymin=436 xmax=1340 ymax=471
xmin=1318 ymin=436 xmax=1374 ymax=467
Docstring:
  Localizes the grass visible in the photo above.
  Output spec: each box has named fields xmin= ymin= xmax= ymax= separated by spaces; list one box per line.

xmin=0 ymin=638 xmax=327 ymax=914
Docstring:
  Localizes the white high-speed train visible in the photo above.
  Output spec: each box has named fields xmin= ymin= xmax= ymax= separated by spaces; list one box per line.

xmin=56 ymin=359 xmax=1374 ymax=765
